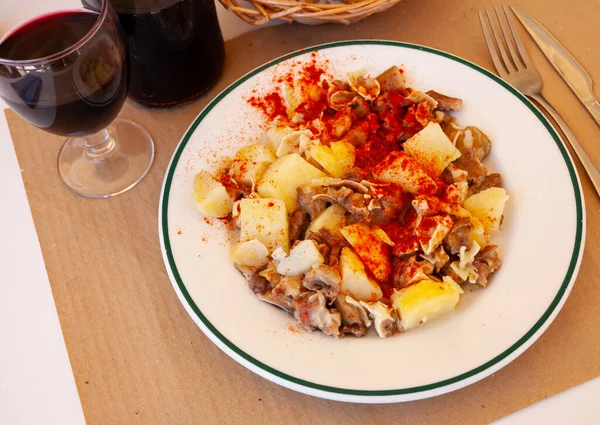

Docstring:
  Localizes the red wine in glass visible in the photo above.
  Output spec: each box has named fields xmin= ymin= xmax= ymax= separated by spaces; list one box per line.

xmin=0 ymin=10 xmax=128 ymax=137
xmin=0 ymin=0 xmax=155 ymax=199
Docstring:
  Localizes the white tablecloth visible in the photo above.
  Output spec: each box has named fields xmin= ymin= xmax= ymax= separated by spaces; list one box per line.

xmin=0 ymin=2 xmax=597 ymax=423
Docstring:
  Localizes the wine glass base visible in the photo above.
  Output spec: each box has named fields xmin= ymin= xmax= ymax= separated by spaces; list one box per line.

xmin=57 ymin=118 xmax=155 ymax=198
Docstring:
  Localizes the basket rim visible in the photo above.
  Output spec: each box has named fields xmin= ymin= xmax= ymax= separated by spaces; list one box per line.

xmin=218 ymin=0 xmax=402 ymax=25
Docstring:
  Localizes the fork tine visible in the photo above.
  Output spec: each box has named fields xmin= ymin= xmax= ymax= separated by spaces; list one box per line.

xmin=478 ymin=11 xmax=508 ymax=77
xmin=495 ymin=6 xmax=524 ymax=70
xmin=486 ymin=9 xmax=517 ymax=73
xmin=506 ymin=5 xmax=533 ymax=68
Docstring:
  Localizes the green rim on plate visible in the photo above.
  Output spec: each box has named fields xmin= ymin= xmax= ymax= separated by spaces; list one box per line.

xmin=160 ymin=40 xmax=584 ymax=397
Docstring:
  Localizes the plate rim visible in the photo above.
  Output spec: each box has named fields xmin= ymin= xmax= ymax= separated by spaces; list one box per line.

xmin=158 ymin=40 xmax=585 ymax=402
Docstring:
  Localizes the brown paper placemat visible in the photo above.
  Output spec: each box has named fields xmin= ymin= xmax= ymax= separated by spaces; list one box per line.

xmin=6 ymin=0 xmax=600 ymax=423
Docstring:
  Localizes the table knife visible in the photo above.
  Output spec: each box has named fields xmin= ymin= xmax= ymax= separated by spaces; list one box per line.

xmin=511 ymin=6 xmax=600 ymax=128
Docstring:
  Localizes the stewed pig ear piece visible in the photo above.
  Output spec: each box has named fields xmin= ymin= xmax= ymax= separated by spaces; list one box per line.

xmin=347 ymin=71 xmax=381 ymax=101
xmin=375 ymin=65 xmax=406 ymax=91
xmin=405 ymin=90 xmax=439 ymax=109
xmin=328 ymin=90 xmax=357 ymax=110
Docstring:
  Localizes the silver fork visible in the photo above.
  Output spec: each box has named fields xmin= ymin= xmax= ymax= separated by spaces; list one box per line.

xmin=479 ymin=5 xmax=600 ymax=196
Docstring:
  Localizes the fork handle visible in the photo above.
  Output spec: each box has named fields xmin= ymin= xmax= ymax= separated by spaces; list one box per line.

xmin=530 ymin=93 xmax=600 ymax=198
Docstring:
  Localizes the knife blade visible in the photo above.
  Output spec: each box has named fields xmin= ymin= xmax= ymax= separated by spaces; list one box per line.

xmin=511 ymin=6 xmax=600 ymax=127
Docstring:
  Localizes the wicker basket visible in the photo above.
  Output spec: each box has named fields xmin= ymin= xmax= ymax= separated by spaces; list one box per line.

xmin=218 ymin=0 xmax=402 ymax=25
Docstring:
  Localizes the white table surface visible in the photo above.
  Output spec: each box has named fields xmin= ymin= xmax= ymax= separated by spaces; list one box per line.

xmin=0 ymin=2 xmax=597 ymax=424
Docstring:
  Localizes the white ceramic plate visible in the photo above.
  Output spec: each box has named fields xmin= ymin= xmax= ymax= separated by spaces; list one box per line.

xmin=159 ymin=41 xmax=585 ymax=403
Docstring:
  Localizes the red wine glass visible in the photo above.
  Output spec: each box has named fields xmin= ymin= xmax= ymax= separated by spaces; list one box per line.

xmin=0 ymin=0 xmax=154 ymax=198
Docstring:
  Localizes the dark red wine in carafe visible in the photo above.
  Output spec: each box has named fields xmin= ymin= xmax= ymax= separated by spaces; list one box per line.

xmin=111 ymin=0 xmax=225 ymax=107
xmin=0 ymin=11 xmax=128 ymax=136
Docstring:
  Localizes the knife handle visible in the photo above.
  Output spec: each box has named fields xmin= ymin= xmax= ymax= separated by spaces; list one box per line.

xmin=587 ymin=99 xmax=600 ymax=128
xmin=531 ymin=94 xmax=600 ymax=198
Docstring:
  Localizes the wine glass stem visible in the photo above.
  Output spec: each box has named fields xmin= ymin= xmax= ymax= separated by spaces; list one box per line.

xmin=84 ymin=128 xmax=115 ymax=158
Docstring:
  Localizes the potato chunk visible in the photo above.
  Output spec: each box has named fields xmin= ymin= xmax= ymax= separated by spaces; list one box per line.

xmin=305 ymin=204 xmax=346 ymax=239
xmin=238 ymin=198 xmax=289 ymax=253
xmin=193 ymin=170 xmax=233 ymax=218
xmin=230 ymin=239 xmax=269 ymax=268
xmin=464 ymin=187 xmax=509 ymax=233
xmin=372 ymin=151 xmax=437 ymax=195
xmin=469 ymin=216 xmax=488 ymax=247
xmin=390 ymin=277 xmax=463 ymax=331
xmin=231 ymin=144 xmax=276 ymax=187
xmin=273 ymin=239 xmax=324 ymax=277
xmin=403 ymin=122 xmax=461 ymax=176
xmin=309 ymin=140 xmax=356 ymax=178
xmin=340 ymin=223 xmax=391 ymax=282
xmin=330 ymin=141 xmax=355 ymax=168
xmin=267 ymin=125 xmax=293 ymax=152
xmin=257 ymin=153 xmax=326 ymax=212
xmin=339 ymin=247 xmax=383 ymax=302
